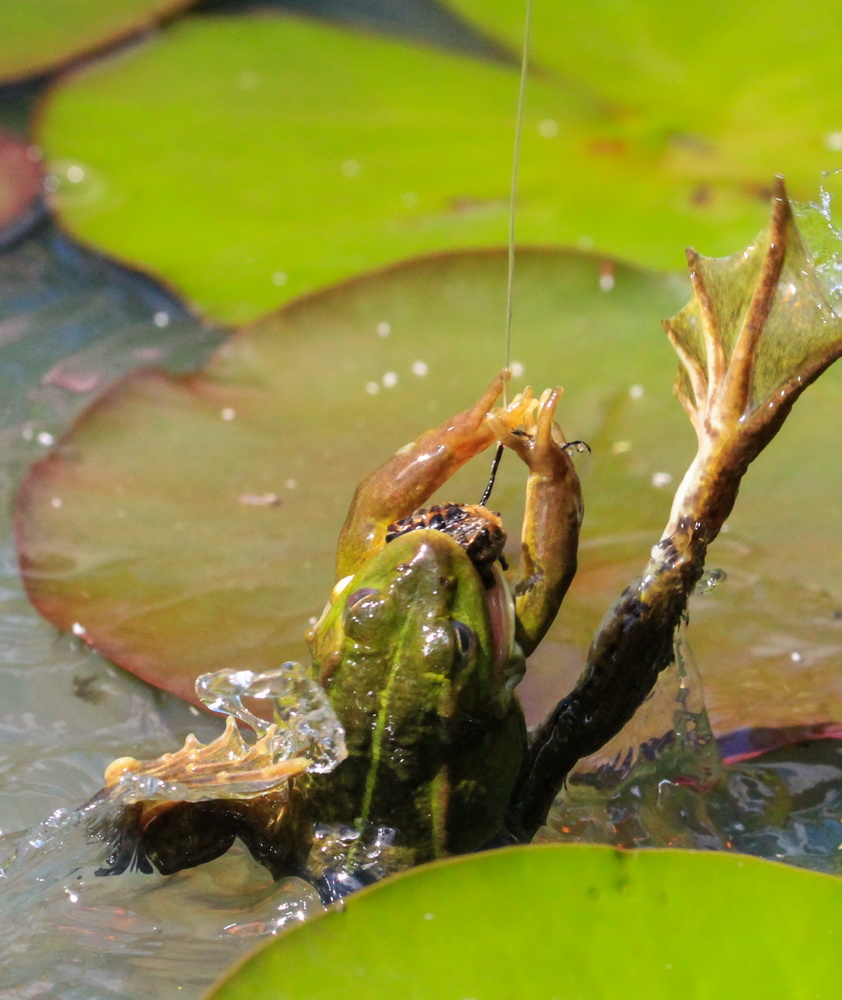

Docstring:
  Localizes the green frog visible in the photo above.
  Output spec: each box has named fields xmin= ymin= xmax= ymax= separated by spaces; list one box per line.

xmin=99 ymin=372 xmax=583 ymax=879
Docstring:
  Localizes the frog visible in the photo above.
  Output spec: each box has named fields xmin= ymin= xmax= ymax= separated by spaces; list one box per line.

xmin=97 ymin=371 xmax=583 ymax=880
xmin=299 ymin=371 xmax=583 ymax=867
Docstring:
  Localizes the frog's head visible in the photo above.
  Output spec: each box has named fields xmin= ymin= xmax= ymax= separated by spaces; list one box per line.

xmin=308 ymin=526 xmax=524 ymax=729
xmin=306 ymin=525 xmax=526 ymax=856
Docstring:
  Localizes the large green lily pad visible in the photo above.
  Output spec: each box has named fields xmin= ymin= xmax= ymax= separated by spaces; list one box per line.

xmin=206 ymin=844 xmax=842 ymax=1000
xmin=15 ymin=247 xmax=842 ymax=734
xmin=449 ymin=0 xmax=842 ymax=168
xmin=38 ymin=8 xmax=842 ymax=322
xmin=0 ymin=0 xmax=199 ymax=84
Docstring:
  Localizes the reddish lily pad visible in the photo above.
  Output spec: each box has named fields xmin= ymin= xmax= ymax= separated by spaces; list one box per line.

xmin=0 ymin=0 xmax=199 ymax=84
xmin=0 ymin=127 xmax=43 ymax=244
xmin=14 ymin=247 xmax=842 ymax=734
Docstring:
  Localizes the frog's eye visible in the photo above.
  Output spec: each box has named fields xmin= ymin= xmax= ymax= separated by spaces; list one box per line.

xmin=343 ymin=588 xmax=391 ymax=640
xmin=344 ymin=587 xmax=378 ymax=611
xmin=451 ymin=620 xmax=476 ymax=664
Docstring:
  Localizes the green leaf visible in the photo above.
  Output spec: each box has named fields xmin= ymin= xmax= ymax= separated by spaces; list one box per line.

xmin=0 ymin=0 xmax=199 ymax=83
xmin=0 ymin=126 xmax=42 ymax=242
xmin=37 ymin=7 xmax=842 ymax=322
xmin=15 ymin=248 xmax=842 ymax=738
xmin=205 ymin=844 xmax=842 ymax=1000
xmin=448 ymin=0 xmax=842 ymax=179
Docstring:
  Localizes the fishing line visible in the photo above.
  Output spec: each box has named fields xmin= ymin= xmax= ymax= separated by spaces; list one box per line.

xmin=503 ymin=0 xmax=533 ymax=407
xmin=481 ymin=0 xmax=533 ymax=507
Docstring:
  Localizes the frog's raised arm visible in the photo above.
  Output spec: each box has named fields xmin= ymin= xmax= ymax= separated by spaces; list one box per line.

xmin=488 ymin=388 xmax=583 ymax=656
xmin=336 ymin=371 xmax=530 ymax=580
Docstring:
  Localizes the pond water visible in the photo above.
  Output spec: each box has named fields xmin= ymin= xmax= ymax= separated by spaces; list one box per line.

xmin=1 ymin=227 xmax=841 ymax=1000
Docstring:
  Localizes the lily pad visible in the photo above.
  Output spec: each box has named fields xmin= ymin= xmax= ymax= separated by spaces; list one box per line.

xmin=206 ymin=844 xmax=842 ymax=1000
xmin=448 ymin=0 xmax=842 ymax=177
xmin=37 ymin=8 xmax=842 ymax=322
xmin=15 ymin=247 xmax=842 ymax=736
xmin=0 ymin=127 xmax=43 ymax=245
xmin=0 ymin=0 xmax=199 ymax=84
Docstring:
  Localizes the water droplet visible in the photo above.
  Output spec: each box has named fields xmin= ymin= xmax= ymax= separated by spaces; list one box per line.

xmin=790 ymin=651 xmax=803 ymax=663
xmin=376 ymin=321 xmax=391 ymax=337
xmin=825 ymin=132 xmax=842 ymax=151
xmin=510 ymin=361 xmax=525 ymax=377
xmin=651 ymin=471 xmax=673 ymax=488
xmin=36 ymin=431 xmax=54 ymax=446
xmin=239 ymin=493 xmax=280 ymax=507
xmin=285 ymin=479 xmax=297 ymax=489
xmin=66 ymin=164 xmax=85 ymax=184
xmin=599 ymin=271 xmax=615 ymax=291
xmin=695 ymin=568 xmax=726 ymax=594
xmin=365 ymin=381 xmax=380 ymax=395
xmin=71 ymin=622 xmax=86 ymax=636
xmin=51 ymin=497 xmax=62 ymax=509
xmin=382 ymin=371 xmax=398 ymax=388
xmin=341 ymin=159 xmax=361 ymax=178
xmin=153 ymin=311 xmax=170 ymax=328
xmin=612 ymin=440 xmax=632 ymax=454
xmin=221 ymin=407 xmax=236 ymax=421
xmin=629 ymin=384 xmax=645 ymax=400
xmin=538 ymin=119 xmax=558 ymax=138
xmin=271 ymin=271 xmax=288 ymax=287
xmin=411 ymin=360 xmax=429 ymax=377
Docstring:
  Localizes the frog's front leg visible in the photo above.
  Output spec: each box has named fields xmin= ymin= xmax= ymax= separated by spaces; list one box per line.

xmin=488 ymin=388 xmax=583 ymax=656
xmin=336 ymin=371 xmax=531 ymax=580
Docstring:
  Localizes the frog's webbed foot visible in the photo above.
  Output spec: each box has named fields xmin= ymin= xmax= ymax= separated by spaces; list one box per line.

xmin=96 ymin=719 xmax=311 ymax=877
xmin=508 ymin=179 xmax=842 ymax=840
xmin=664 ymin=177 xmax=842 ymax=541
xmin=487 ymin=386 xmax=572 ymax=480
xmin=103 ymin=716 xmax=310 ymax=801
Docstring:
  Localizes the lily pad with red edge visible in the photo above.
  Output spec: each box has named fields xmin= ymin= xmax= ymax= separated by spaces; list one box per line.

xmin=0 ymin=127 xmax=43 ymax=245
xmin=204 ymin=844 xmax=842 ymax=1000
xmin=0 ymin=0 xmax=200 ymax=84
xmin=15 ymin=246 xmax=842 ymax=739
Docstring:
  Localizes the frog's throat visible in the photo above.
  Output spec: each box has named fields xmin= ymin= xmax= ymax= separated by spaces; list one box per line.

xmin=486 ymin=562 xmax=521 ymax=690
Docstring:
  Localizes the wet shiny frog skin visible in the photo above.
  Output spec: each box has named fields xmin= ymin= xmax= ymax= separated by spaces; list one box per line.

xmin=100 ymin=373 xmax=583 ymax=879
xmin=300 ymin=372 xmax=583 ymax=864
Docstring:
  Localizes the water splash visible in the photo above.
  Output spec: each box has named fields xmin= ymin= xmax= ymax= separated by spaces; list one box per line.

xmin=544 ymin=625 xmax=842 ymax=872
xmin=792 ymin=170 xmax=842 ymax=312
xmin=195 ymin=662 xmax=347 ymax=774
